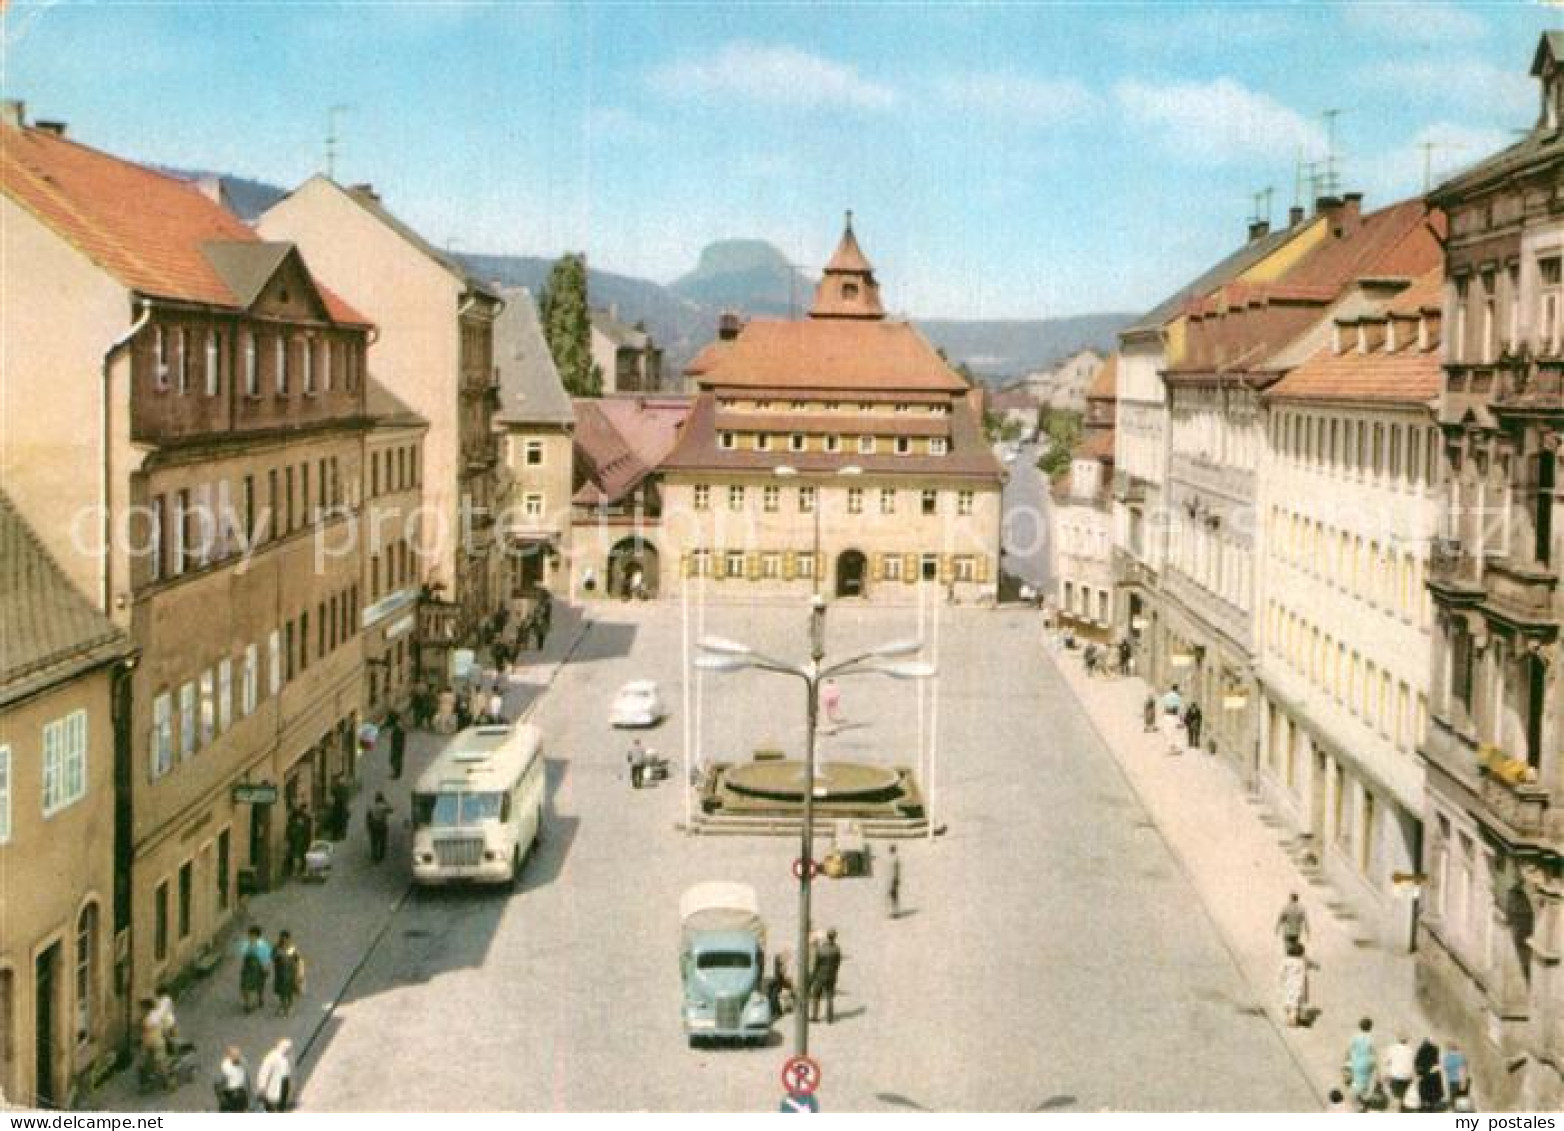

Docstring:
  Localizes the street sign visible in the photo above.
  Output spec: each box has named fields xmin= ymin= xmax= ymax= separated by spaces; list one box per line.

xmin=781 ymin=1054 xmax=821 ymax=1097
xmin=780 ymin=1092 xmax=819 ymax=1113
xmin=231 ymin=782 xmax=278 ymax=805
xmin=792 ymin=857 xmax=820 ymax=880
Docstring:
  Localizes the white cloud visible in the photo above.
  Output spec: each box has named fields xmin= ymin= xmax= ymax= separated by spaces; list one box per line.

xmin=1354 ymin=120 xmax=1519 ymax=203
xmin=1114 ymin=77 xmax=1326 ymax=164
xmin=648 ymin=40 xmax=897 ymax=111
xmin=1344 ymin=1 xmax=1490 ymax=42
xmin=933 ymin=72 xmax=1099 ymax=126
xmin=1363 ymin=58 xmax=1536 ymax=122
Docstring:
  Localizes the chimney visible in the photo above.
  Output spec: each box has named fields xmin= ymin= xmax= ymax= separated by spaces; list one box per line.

xmin=350 ymin=182 xmax=379 ymax=203
xmin=718 ymin=311 xmax=743 ymax=341
xmin=1247 ymin=219 xmax=1271 ymax=242
xmin=34 ymin=119 xmax=67 ymax=138
xmin=1289 ymin=205 xmax=1305 ymax=227
xmin=1314 ymin=194 xmax=1342 ymax=217
xmin=1 ymin=100 xmax=26 ymax=129
xmin=1317 ymin=192 xmax=1363 ymax=237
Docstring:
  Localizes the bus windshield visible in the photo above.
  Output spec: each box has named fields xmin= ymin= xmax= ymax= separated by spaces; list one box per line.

xmin=413 ymin=791 xmax=506 ymax=828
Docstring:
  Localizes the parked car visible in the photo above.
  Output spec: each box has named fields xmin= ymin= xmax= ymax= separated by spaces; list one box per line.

xmin=610 ymin=680 xmax=667 ymax=727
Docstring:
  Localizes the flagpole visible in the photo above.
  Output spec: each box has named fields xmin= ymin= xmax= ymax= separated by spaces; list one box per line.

xmin=928 ymin=581 xmax=942 ymax=841
xmin=916 ymin=578 xmax=926 ymax=791
xmin=682 ymin=567 xmax=693 ymax=832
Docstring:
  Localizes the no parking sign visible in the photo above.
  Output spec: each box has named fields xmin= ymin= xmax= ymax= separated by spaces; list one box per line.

xmin=781 ymin=1054 xmax=821 ymax=1096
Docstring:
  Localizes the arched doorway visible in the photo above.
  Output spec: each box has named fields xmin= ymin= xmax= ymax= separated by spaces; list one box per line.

xmin=608 ymin=538 xmax=660 ymax=599
xmin=836 ymin=549 xmax=867 ymax=598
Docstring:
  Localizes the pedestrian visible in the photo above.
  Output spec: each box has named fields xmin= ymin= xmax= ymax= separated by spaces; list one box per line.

xmin=255 ymin=1039 xmax=293 ymax=1113
xmin=627 ymin=738 xmax=647 ymax=789
xmin=821 ymin=680 xmax=842 ymax=727
xmin=1183 ymin=700 xmax=1204 ymax=751
xmin=1383 ymin=1033 xmax=1416 ymax=1108
xmin=328 ymin=777 xmax=351 ymax=842
xmin=238 ymin=926 xmax=272 ymax=1013
xmin=1416 ymin=1037 xmax=1446 ymax=1112
xmin=493 ymin=638 xmax=511 ymax=674
xmin=767 ymin=952 xmax=794 ymax=1018
xmin=1276 ymin=892 xmax=1310 ymax=951
xmin=272 ymin=931 xmax=305 ymax=1017
xmin=487 ymin=684 xmax=505 ymax=724
xmin=809 ymin=929 xmax=842 ymax=1024
xmin=884 ymin=844 xmax=902 ymax=919
xmin=411 ymin=682 xmax=433 ymax=730
xmin=1443 ymin=1041 xmax=1470 ymax=1103
xmin=1083 ymin=642 xmax=1100 ymax=677
xmin=388 ymin=713 xmax=406 ymax=781
xmin=1279 ymin=941 xmax=1312 ymax=1026
xmin=1346 ymin=1017 xmax=1379 ymax=1109
xmin=1142 ymin=693 xmax=1158 ymax=733
xmin=366 ymin=791 xmax=394 ymax=863
xmin=285 ymin=806 xmax=312 ymax=878
xmin=1160 ymin=683 xmax=1185 ymax=754
xmin=138 ymin=998 xmax=170 ymax=1084
xmin=151 ymin=983 xmax=179 ymax=1048
xmin=213 ymin=1046 xmax=250 ymax=1112
xmin=1117 ymin=637 xmax=1132 ymax=677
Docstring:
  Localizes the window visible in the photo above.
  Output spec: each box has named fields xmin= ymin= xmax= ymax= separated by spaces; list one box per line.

xmin=762 ymin=552 xmax=782 ymax=579
xmin=275 ymin=335 xmax=289 ymax=394
xmin=179 ymin=682 xmax=197 ymax=759
xmin=1453 ymin=277 xmax=1469 ymax=362
xmin=693 ymin=484 xmax=710 ymax=511
xmin=719 ymin=432 xmax=736 ymax=450
xmin=727 ymin=485 xmax=745 ymax=511
xmin=242 ymin=644 xmax=258 ymax=716
xmin=0 ymin=745 xmax=9 ymax=844
xmin=217 ymin=659 xmax=232 ymax=734
xmin=763 ymin=485 xmax=779 ymax=513
xmin=858 ymin=435 xmax=877 ymax=455
xmin=789 ymin=434 xmax=806 ymax=453
xmin=799 ymin=486 xmax=816 ymax=513
xmin=725 ymin=550 xmax=745 ymax=578
xmin=75 ymin=902 xmax=97 ymax=1043
xmin=171 ymin=490 xmax=188 ymax=576
xmin=691 ymin=550 xmax=712 ymax=577
xmin=175 ymin=328 xmax=189 ymax=394
xmin=955 ymin=555 xmax=977 ymax=582
xmin=847 ymin=487 xmax=863 ymax=514
xmin=921 ymin=553 xmax=939 ymax=580
xmin=796 ymin=552 xmax=815 ymax=580
xmin=894 ymin=436 xmax=911 ymax=455
xmin=154 ymin=326 xmax=169 ymax=390
xmin=1540 ymin=256 xmax=1562 ymax=354
xmin=879 ymin=489 xmax=896 ymax=515
xmin=921 ymin=490 xmax=938 ymax=516
xmin=825 ymin=435 xmax=842 ymax=453
xmin=1480 ymin=270 xmax=1496 ymax=363
xmin=204 ymin=331 xmax=220 ymax=396
xmin=217 ymin=828 xmax=231 ymax=912
xmin=525 ymin=440 xmax=543 ymax=466
xmin=199 ymin=669 xmax=215 ymax=747
xmin=324 ymin=339 xmax=335 ymax=391
xmin=268 ymin=631 xmax=282 ymax=695
xmin=177 ymin=860 xmax=193 ymax=939
xmin=303 ymin=338 xmax=316 ymax=394
xmin=154 ymin=882 xmax=169 ymax=962
xmin=753 ymin=433 xmax=771 ymax=452
xmin=930 ymin=437 xmax=948 ymax=456
xmin=243 ymin=333 xmax=258 ymax=396
xmin=42 ymin=710 xmax=88 ymax=816
xmin=151 ymin=693 xmax=173 ymax=779
xmin=523 ymin=493 xmax=544 ymax=518
xmin=147 ymin=496 xmax=165 ymax=583
xmin=957 ymin=490 xmax=974 ymax=517
xmin=884 ymin=555 xmax=902 ymax=581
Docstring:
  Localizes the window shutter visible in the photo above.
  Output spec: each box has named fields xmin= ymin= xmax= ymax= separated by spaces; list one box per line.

xmin=783 ymin=551 xmax=796 ymax=581
xmin=869 ymin=553 xmax=883 ymax=582
xmin=903 ymin=553 xmax=917 ymax=583
xmin=939 ymin=554 xmax=954 ymax=582
xmin=681 ymin=553 xmax=693 ymax=579
xmin=747 ymin=553 xmax=760 ymax=581
xmin=976 ymin=554 xmax=990 ymax=583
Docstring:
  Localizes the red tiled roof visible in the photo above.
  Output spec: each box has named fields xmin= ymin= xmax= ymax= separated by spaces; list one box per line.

xmin=1 ymin=124 xmax=370 ymax=325
xmin=1285 ymin=199 xmax=1445 ymax=288
xmin=1265 ymin=347 xmax=1441 ymax=405
xmin=1385 ymin=269 xmax=1444 ymax=317
xmin=1086 ymin=353 xmax=1118 ymax=402
xmin=571 ymin=396 xmax=692 ymax=506
xmin=686 ymin=319 xmax=969 ymax=393
xmin=663 ymin=393 xmax=1002 ymax=481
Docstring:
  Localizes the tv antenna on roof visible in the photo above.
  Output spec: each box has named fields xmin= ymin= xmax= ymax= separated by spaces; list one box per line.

xmin=325 ymin=104 xmax=352 ymax=181
xmin=1320 ymin=109 xmax=1345 ymax=198
xmin=1249 ymin=186 xmax=1275 ymax=226
xmin=1419 ymin=139 xmax=1468 ymax=193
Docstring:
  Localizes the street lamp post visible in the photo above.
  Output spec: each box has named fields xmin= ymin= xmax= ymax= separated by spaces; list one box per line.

xmin=695 ymin=635 xmax=930 ymax=1058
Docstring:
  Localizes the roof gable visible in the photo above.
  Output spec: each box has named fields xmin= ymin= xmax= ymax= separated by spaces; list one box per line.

xmin=689 ymin=318 xmax=968 ymax=393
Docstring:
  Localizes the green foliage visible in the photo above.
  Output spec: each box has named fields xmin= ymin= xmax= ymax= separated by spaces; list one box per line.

xmin=1035 ymin=409 xmax=1083 ymax=477
xmin=539 ymin=253 xmax=601 ymax=397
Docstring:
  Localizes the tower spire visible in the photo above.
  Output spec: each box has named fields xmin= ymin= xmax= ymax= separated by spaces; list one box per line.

xmin=810 ymin=211 xmax=885 ymax=320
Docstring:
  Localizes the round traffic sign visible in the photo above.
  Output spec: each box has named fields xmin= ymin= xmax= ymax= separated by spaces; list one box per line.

xmin=781 ymin=1054 xmax=821 ymax=1097
xmin=792 ymin=857 xmax=819 ymax=880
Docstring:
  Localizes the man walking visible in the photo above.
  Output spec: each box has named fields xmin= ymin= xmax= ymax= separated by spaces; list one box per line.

xmin=214 ymin=1046 xmax=250 ymax=1112
xmin=255 ymin=1039 xmax=293 ymax=1113
xmin=238 ymin=926 xmax=271 ymax=1013
xmin=627 ymin=738 xmax=647 ymax=789
xmin=272 ymin=931 xmax=305 ymax=1017
xmin=387 ymin=712 xmax=406 ymax=781
xmin=1160 ymin=684 xmax=1185 ymax=755
xmin=810 ymin=929 xmax=842 ymax=1024
xmin=284 ymin=807 xmax=312 ymax=878
xmin=1275 ymin=892 xmax=1310 ymax=951
xmin=366 ymin=792 xmax=394 ymax=863
xmin=1183 ymin=701 xmax=1205 ymax=751
xmin=884 ymin=845 xmax=902 ymax=919
xmin=1383 ymin=1034 xmax=1416 ymax=1109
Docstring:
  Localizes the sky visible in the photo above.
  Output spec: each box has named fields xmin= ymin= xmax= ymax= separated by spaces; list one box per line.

xmin=1 ymin=1 xmax=1557 ymax=320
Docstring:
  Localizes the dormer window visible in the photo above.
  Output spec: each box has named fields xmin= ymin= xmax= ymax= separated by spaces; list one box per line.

xmin=858 ymin=435 xmax=877 ymax=455
xmin=930 ymin=437 xmax=948 ymax=456
xmin=842 ymin=282 xmax=860 ymax=300
xmin=789 ymin=433 xmax=806 ymax=452
xmin=755 ymin=433 xmax=772 ymax=452
xmin=719 ymin=431 xmax=736 ymax=450
xmin=894 ymin=436 xmax=911 ymax=455
xmin=824 ymin=434 xmax=842 ymax=453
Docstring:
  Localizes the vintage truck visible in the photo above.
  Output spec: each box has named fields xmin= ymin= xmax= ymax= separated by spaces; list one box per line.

xmin=679 ymin=882 xmax=773 ymax=1046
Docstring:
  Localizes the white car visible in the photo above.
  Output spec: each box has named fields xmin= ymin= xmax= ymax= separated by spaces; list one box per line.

xmin=610 ymin=680 xmax=667 ymax=728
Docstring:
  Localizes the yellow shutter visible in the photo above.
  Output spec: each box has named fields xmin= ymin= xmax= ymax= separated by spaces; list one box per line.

xmin=816 ymin=552 xmax=825 ymax=580
xmin=976 ymin=554 xmax=990 ymax=583
xmin=681 ymin=553 xmax=693 ymax=579
xmin=903 ymin=553 xmax=917 ymax=584
xmin=783 ymin=550 xmax=796 ymax=581
xmin=747 ymin=552 xmax=760 ymax=580
xmin=939 ymin=554 xmax=954 ymax=582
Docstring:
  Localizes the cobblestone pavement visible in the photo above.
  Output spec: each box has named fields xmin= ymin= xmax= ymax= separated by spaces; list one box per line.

xmin=1045 ymin=631 xmax=1449 ymax=1109
xmin=286 ymin=600 xmax=1314 ymax=1112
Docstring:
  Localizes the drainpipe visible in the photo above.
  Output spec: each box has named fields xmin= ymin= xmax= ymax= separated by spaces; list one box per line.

xmin=102 ymin=298 xmax=152 ymax=613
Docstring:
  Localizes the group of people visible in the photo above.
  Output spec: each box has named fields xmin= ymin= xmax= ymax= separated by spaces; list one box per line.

xmin=1082 ymin=637 xmax=1135 ymax=679
xmin=1145 ymin=684 xmax=1205 ymax=754
xmin=1336 ymin=1020 xmax=1471 ymax=1112
xmin=765 ymin=927 xmax=846 ymax=1025
xmin=238 ymin=926 xmax=308 ymax=1016
xmin=214 ymin=1039 xmax=295 ymax=1113
xmin=136 ymin=987 xmax=182 ymax=1088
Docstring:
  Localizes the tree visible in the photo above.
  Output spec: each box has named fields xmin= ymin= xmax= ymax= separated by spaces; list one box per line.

xmin=539 ymin=253 xmax=601 ymax=397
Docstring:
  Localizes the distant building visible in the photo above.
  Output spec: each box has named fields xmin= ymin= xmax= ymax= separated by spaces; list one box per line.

xmin=660 ymin=216 xmax=1003 ymax=603
xmin=985 ymin=388 xmax=1040 ymax=437
xmin=569 ymin=395 xmax=693 ymax=599
xmin=1024 ymin=348 xmax=1103 ymax=414
xmin=493 ymin=287 xmax=576 ymax=599
xmin=1418 ymin=32 xmax=1564 ymax=1111
xmin=0 ymin=493 xmax=132 ymax=1108
xmin=590 ymin=307 xmax=665 ymax=394
xmin=1054 ymin=355 xmax=1118 ymax=631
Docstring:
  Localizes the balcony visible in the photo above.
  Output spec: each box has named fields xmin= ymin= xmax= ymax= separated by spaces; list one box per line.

xmin=1478 ymin=768 xmax=1553 ymax=842
xmin=1425 ymin=716 xmax=1559 ymax=847
xmin=1112 ymin=546 xmax=1157 ymax=590
xmin=1484 ymin=558 xmax=1559 ymax=627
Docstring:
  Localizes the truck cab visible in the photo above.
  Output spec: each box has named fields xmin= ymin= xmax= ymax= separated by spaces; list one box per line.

xmin=679 ymin=883 xmax=772 ymax=1046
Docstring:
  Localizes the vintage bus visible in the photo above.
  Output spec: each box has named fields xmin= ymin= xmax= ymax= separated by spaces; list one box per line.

xmin=411 ymin=723 xmax=545 ymax=887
